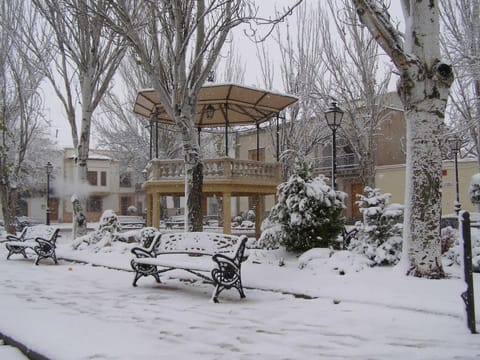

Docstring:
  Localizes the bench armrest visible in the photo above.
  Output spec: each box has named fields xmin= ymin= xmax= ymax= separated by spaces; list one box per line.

xmin=6 ymin=234 xmax=22 ymax=242
xmin=35 ymin=237 xmax=55 ymax=247
xmin=131 ymin=247 xmax=155 ymax=259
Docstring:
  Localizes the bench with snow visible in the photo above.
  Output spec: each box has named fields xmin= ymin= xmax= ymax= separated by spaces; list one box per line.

xmin=4 ymin=225 xmax=60 ymax=265
xmin=117 ymin=215 xmax=146 ymax=229
xmin=130 ymin=232 xmax=248 ymax=302
xmin=164 ymin=215 xmax=185 ymax=229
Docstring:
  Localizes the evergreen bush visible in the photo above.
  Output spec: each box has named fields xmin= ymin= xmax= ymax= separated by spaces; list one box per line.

xmin=348 ymin=187 xmax=403 ymax=265
xmin=266 ymin=161 xmax=345 ymax=252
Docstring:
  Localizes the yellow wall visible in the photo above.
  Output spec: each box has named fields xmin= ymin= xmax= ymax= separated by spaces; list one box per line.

xmin=376 ymin=160 xmax=479 ymax=215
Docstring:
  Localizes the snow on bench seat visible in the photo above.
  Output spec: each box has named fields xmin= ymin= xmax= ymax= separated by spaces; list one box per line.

xmin=130 ymin=232 xmax=248 ymax=302
xmin=4 ymin=225 xmax=60 ymax=265
xmin=134 ymin=254 xmax=215 ymax=272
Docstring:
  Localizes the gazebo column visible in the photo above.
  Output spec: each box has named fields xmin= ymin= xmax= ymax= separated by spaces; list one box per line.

xmin=222 ymin=192 xmax=231 ymax=234
xmin=152 ymin=192 xmax=160 ymax=229
xmin=146 ymin=192 xmax=153 ymax=227
xmin=254 ymin=195 xmax=263 ymax=240
xmin=201 ymin=193 xmax=208 ymax=222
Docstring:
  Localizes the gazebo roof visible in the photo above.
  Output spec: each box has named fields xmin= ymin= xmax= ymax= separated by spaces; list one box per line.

xmin=133 ymin=83 xmax=298 ymax=128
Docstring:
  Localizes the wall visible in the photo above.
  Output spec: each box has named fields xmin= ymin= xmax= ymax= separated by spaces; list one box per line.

xmin=376 ymin=159 xmax=480 ymax=215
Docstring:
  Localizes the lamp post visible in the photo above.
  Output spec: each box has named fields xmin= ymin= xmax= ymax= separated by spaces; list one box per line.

xmin=324 ymin=101 xmax=344 ymax=190
xmin=448 ymin=135 xmax=462 ymax=215
xmin=45 ymin=162 xmax=53 ymax=225
xmin=206 ymin=104 xmax=215 ymax=119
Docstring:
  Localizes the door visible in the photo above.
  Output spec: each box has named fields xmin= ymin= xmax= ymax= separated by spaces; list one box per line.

xmin=351 ymin=183 xmax=363 ymax=220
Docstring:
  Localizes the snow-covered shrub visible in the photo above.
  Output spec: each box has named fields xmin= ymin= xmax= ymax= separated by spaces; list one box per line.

xmin=256 ymin=217 xmax=282 ymax=249
xmin=72 ymin=210 xmax=121 ymax=250
xmin=232 ymin=215 xmax=243 ymax=226
xmin=246 ymin=209 xmax=255 ymax=222
xmin=98 ymin=210 xmax=122 ymax=234
xmin=268 ymin=161 xmax=346 ymax=252
xmin=137 ymin=227 xmax=159 ymax=248
xmin=441 ymin=226 xmax=457 ymax=254
xmin=349 ymin=187 xmax=403 ymax=266
xmin=469 ymin=174 xmax=480 ymax=204
xmin=442 ymin=226 xmax=480 ymax=272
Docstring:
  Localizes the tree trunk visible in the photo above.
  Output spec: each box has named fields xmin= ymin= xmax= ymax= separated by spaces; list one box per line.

xmin=0 ymin=184 xmax=18 ymax=234
xmin=399 ymin=61 xmax=452 ymax=278
xmin=352 ymin=0 xmax=453 ymax=278
xmin=72 ymin=197 xmax=87 ymax=239
xmin=72 ymin=103 xmax=92 ymax=238
xmin=188 ymin=161 xmax=204 ymax=231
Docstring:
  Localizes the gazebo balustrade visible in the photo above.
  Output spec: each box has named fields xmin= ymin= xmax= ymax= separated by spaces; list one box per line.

xmin=146 ymin=158 xmax=282 ymax=183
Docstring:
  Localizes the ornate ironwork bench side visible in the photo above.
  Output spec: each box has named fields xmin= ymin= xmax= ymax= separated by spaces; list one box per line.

xmin=5 ymin=225 xmax=60 ymax=265
xmin=130 ymin=232 xmax=248 ymax=303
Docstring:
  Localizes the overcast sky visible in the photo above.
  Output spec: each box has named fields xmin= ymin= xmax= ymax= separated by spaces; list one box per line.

xmin=47 ymin=0 xmax=404 ymax=149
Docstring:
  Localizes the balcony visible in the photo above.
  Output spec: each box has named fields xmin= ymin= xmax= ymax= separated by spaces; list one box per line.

xmin=312 ymin=154 xmax=360 ymax=175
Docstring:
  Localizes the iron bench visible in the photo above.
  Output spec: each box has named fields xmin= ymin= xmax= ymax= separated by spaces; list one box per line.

xmin=130 ymin=232 xmax=248 ymax=302
xmin=4 ymin=225 xmax=60 ymax=265
xmin=117 ymin=215 xmax=146 ymax=229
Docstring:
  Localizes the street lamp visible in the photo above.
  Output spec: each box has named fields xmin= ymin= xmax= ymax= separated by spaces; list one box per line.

xmin=448 ymin=135 xmax=462 ymax=214
xmin=324 ymin=101 xmax=344 ymax=190
xmin=45 ymin=162 xmax=53 ymax=225
xmin=206 ymin=104 xmax=215 ymax=119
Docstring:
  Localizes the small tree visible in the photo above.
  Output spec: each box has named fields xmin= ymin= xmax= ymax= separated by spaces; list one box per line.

xmin=349 ymin=187 xmax=403 ymax=266
xmin=267 ymin=160 xmax=345 ymax=252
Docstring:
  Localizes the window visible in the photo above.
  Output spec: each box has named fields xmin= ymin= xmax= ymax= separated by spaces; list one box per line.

xmin=87 ymin=171 xmax=98 ymax=186
xmin=120 ymin=172 xmax=132 ymax=188
xmin=87 ymin=196 xmax=103 ymax=212
xmin=101 ymin=171 xmax=107 ymax=186
xmin=120 ymin=196 xmax=133 ymax=215
xmin=173 ymin=196 xmax=181 ymax=209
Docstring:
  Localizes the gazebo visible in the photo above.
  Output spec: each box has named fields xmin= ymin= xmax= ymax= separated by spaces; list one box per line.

xmin=134 ymin=83 xmax=298 ymax=238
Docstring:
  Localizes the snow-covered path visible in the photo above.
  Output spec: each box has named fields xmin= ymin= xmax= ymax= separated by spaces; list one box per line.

xmin=0 ymin=243 xmax=479 ymax=359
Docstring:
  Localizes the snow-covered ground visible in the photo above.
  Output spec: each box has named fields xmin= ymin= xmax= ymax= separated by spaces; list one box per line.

xmin=0 ymin=230 xmax=479 ymax=360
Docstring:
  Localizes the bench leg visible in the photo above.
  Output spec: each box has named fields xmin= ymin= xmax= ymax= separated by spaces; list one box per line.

xmin=211 ymin=264 xmax=246 ymax=302
xmin=131 ymin=258 xmax=162 ymax=287
xmin=33 ymin=245 xmax=57 ymax=265
xmin=6 ymin=245 xmax=28 ymax=260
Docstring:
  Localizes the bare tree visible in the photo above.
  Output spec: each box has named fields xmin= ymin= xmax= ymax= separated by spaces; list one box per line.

xmin=95 ymin=55 xmax=183 ymax=181
xmin=30 ymin=0 xmax=127 ymax=237
xmin=255 ymin=2 xmax=331 ymax=179
xmin=322 ymin=0 xmax=391 ymax=188
xmin=0 ymin=1 xmax=53 ymax=233
xmin=352 ymin=0 xmax=454 ymax=278
xmin=104 ymin=0 xmax=300 ymax=231
xmin=440 ymin=0 xmax=480 ymax=165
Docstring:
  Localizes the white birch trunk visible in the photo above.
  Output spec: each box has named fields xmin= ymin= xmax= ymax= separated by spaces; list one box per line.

xmin=353 ymin=0 xmax=453 ymax=277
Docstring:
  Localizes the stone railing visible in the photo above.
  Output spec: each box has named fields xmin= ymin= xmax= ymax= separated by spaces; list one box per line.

xmin=146 ymin=158 xmax=282 ymax=183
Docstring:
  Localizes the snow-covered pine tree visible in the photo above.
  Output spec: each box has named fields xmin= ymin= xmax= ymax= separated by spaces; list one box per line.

xmin=268 ymin=160 xmax=346 ymax=252
xmin=349 ymin=187 xmax=403 ymax=266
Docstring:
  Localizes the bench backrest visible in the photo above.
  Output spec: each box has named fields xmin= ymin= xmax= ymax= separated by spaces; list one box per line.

xmin=22 ymin=225 xmax=59 ymax=243
xmin=153 ymin=232 xmax=245 ymax=256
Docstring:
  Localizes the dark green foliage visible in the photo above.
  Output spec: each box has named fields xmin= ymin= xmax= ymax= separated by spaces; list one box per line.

xmin=268 ymin=161 xmax=345 ymax=252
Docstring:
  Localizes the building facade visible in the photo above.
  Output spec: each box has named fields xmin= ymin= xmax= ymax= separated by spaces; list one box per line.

xmin=26 ymin=148 xmax=142 ymax=223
